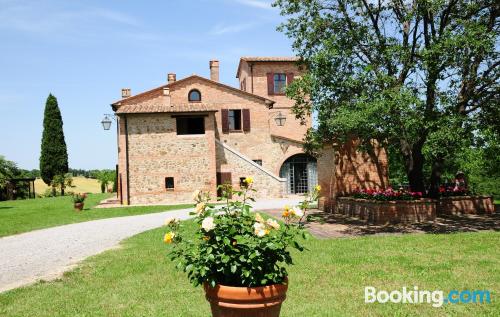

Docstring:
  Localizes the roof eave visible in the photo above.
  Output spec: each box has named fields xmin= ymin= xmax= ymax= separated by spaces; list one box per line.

xmin=111 ymin=74 xmax=275 ymax=112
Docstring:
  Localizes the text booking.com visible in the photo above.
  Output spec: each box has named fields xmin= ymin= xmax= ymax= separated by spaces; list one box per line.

xmin=365 ymin=286 xmax=492 ymax=307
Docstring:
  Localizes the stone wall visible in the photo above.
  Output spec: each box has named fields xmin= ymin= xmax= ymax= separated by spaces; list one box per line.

xmin=438 ymin=196 xmax=495 ymax=215
xmin=216 ymin=140 xmax=285 ymax=199
xmin=168 ymin=76 xmax=307 ymax=175
xmin=336 ymin=197 xmax=437 ymax=224
xmin=124 ymin=113 xmax=216 ymax=205
xmin=114 ymin=60 xmax=390 ymax=206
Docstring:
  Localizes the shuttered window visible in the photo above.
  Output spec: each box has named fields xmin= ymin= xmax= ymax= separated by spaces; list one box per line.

xmin=228 ymin=110 xmax=242 ymax=130
xmin=273 ymin=73 xmax=287 ymax=94
xmin=221 ymin=109 xmax=229 ymax=133
xmin=222 ymin=109 xmax=250 ymax=132
xmin=267 ymin=72 xmax=294 ymax=95
xmin=242 ymin=109 xmax=250 ymax=132
xmin=267 ymin=73 xmax=274 ymax=95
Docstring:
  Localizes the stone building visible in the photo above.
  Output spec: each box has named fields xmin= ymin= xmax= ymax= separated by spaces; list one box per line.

xmin=111 ymin=57 xmax=388 ymax=205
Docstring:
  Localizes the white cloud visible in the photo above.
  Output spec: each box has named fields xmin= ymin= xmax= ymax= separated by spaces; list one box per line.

xmin=235 ymin=0 xmax=273 ymax=10
xmin=210 ymin=22 xmax=256 ymax=35
xmin=0 ymin=2 xmax=140 ymax=35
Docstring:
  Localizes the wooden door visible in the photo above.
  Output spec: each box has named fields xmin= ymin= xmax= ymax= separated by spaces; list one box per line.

xmin=216 ymin=172 xmax=232 ymax=198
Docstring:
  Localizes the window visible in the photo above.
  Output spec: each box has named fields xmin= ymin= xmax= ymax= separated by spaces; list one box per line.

xmin=239 ymin=177 xmax=247 ymax=188
xmin=165 ymin=177 xmax=174 ymax=190
xmin=176 ymin=117 xmax=205 ymax=135
xmin=188 ymin=89 xmax=201 ymax=102
xmin=273 ymin=73 xmax=287 ymax=94
xmin=253 ymin=159 xmax=262 ymax=166
xmin=228 ymin=110 xmax=242 ymax=131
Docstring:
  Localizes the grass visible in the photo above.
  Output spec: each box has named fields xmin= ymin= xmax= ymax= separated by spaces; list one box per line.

xmin=34 ymin=177 xmax=103 ymax=194
xmin=0 ymin=221 xmax=497 ymax=316
xmin=0 ymin=194 xmax=194 ymax=237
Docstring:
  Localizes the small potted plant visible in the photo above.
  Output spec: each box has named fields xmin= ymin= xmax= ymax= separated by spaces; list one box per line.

xmin=163 ymin=178 xmax=320 ymax=317
xmin=72 ymin=193 xmax=87 ymax=211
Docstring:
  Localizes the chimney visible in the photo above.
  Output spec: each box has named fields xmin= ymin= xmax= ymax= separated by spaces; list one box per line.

xmin=168 ymin=73 xmax=176 ymax=84
xmin=209 ymin=60 xmax=219 ymax=82
xmin=121 ymin=88 xmax=131 ymax=98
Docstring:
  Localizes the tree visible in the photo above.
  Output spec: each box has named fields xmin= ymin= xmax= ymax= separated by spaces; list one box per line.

xmin=275 ymin=0 xmax=499 ymax=196
xmin=96 ymin=170 xmax=116 ymax=193
xmin=40 ymin=94 xmax=69 ymax=195
xmin=0 ymin=156 xmax=18 ymax=190
xmin=51 ymin=173 xmax=74 ymax=195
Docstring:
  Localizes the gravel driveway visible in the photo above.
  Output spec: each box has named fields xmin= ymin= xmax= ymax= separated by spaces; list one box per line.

xmin=0 ymin=197 xmax=300 ymax=293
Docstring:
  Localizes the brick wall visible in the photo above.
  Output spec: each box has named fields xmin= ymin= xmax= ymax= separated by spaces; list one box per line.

xmin=337 ymin=197 xmax=437 ymax=224
xmin=438 ymin=196 xmax=494 ymax=215
xmin=318 ymin=140 xmax=389 ymax=211
xmin=237 ymin=61 xmax=310 ymax=141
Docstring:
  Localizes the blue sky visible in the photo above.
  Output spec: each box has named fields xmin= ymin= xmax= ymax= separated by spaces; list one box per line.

xmin=0 ymin=0 xmax=293 ymax=170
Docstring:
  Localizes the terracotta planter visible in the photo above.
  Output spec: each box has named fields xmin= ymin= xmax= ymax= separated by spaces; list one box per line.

xmin=204 ymin=280 xmax=288 ymax=317
xmin=74 ymin=202 xmax=84 ymax=211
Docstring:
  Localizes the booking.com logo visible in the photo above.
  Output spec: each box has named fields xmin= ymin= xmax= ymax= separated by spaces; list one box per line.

xmin=365 ymin=286 xmax=492 ymax=307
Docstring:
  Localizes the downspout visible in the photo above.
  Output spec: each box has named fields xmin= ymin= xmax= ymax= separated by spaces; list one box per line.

xmin=250 ymin=63 xmax=254 ymax=94
xmin=124 ymin=115 xmax=131 ymax=205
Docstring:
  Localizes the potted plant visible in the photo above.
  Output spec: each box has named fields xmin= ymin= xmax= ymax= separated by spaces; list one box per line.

xmin=72 ymin=193 xmax=87 ymax=211
xmin=163 ymin=178 xmax=320 ymax=317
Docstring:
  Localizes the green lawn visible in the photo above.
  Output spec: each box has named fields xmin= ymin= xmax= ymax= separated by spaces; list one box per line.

xmin=1 ymin=221 xmax=497 ymax=316
xmin=0 ymin=194 xmax=193 ymax=237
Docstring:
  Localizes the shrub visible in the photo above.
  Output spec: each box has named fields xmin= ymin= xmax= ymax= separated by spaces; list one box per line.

xmin=438 ymin=185 xmax=471 ymax=197
xmin=163 ymin=179 xmax=320 ymax=288
xmin=72 ymin=193 xmax=87 ymax=204
xmin=352 ymin=188 xmax=423 ymax=201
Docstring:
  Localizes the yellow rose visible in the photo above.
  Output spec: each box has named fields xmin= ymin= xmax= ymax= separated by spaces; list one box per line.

xmin=202 ymin=236 xmax=210 ymax=241
xmin=282 ymin=210 xmax=290 ymax=218
xmin=255 ymin=212 xmax=265 ymax=223
xmin=266 ymin=218 xmax=280 ymax=230
xmin=163 ymin=232 xmax=175 ymax=244
xmin=253 ymin=222 xmax=266 ymax=237
xmin=195 ymin=202 xmax=206 ymax=215
xmin=192 ymin=190 xmax=201 ymax=201
xmin=164 ymin=217 xmax=179 ymax=226
xmin=244 ymin=177 xmax=254 ymax=185
xmin=315 ymin=185 xmax=321 ymax=192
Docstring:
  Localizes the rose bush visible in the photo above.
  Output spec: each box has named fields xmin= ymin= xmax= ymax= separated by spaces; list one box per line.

xmin=439 ymin=185 xmax=470 ymax=197
xmin=72 ymin=193 xmax=87 ymax=203
xmin=352 ymin=188 xmax=422 ymax=201
xmin=163 ymin=178 xmax=320 ymax=288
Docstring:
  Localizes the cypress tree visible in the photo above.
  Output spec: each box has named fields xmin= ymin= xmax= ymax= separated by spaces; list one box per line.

xmin=40 ymin=94 xmax=68 ymax=195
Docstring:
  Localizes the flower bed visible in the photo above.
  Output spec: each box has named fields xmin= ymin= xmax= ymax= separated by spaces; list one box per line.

xmin=438 ymin=196 xmax=494 ymax=215
xmin=439 ymin=185 xmax=470 ymax=197
xmin=352 ymin=188 xmax=423 ymax=201
xmin=336 ymin=197 xmax=436 ymax=225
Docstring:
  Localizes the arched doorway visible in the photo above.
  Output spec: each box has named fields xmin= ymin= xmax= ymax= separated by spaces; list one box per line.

xmin=279 ymin=154 xmax=317 ymax=194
